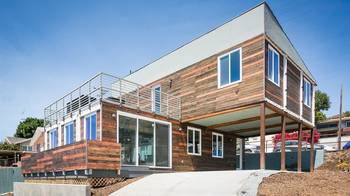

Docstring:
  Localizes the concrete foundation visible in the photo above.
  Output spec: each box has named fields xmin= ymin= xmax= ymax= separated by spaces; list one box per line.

xmin=14 ymin=182 xmax=90 ymax=196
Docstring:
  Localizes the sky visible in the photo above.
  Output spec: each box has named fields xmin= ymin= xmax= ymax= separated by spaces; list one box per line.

xmin=0 ymin=0 xmax=349 ymax=139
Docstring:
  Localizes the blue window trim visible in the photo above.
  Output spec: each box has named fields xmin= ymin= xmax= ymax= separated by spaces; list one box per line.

xmin=50 ymin=128 xmax=58 ymax=149
xmin=267 ymin=45 xmax=280 ymax=87
xmin=65 ymin=121 xmax=74 ymax=145
xmin=85 ymin=113 xmax=97 ymax=141
xmin=217 ymin=48 xmax=242 ymax=88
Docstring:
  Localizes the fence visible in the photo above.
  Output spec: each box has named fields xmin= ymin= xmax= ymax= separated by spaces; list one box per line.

xmin=0 ymin=167 xmax=24 ymax=194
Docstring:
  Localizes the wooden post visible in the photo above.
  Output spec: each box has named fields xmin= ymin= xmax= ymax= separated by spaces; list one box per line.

xmin=260 ymin=103 xmax=266 ymax=170
xmin=281 ymin=115 xmax=286 ymax=171
xmin=297 ymin=123 xmax=302 ymax=172
xmin=310 ymin=128 xmax=315 ymax=172
xmin=338 ymin=84 xmax=343 ymax=150
xmin=240 ymin=138 xmax=245 ymax=170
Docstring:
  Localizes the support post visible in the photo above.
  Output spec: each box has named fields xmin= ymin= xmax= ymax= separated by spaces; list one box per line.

xmin=297 ymin=123 xmax=302 ymax=172
xmin=260 ymin=103 xmax=266 ymax=170
xmin=281 ymin=115 xmax=286 ymax=171
xmin=310 ymin=128 xmax=315 ymax=172
xmin=240 ymin=138 xmax=245 ymax=170
xmin=338 ymin=84 xmax=343 ymax=150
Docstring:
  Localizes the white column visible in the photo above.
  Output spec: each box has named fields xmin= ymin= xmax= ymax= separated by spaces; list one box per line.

xmin=283 ymin=55 xmax=288 ymax=109
xmin=44 ymin=130 xmax=48 ymax=150
xmin=312 ymin=85 xmax=316 ymax=125
xmin=76 ymin=117 xmax=81 ymax=141
xmin=300 ymin=71 xmax=304 ymax=118
xmin=58 ymin=124 xmax=62 ymax=146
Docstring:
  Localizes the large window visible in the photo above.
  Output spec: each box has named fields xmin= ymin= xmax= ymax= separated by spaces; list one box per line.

xmin=212 ymin=132 xmax=223 ymax=158
xmin=49 ymin=128 xmax=58 ymax=149
xmin=267 ymin=46 xmax=280 ymax=86
xmin=218 ymin=48 xmax=242 ymax=88
xmin=345 ymin=121 xmax=350 ymax=128
xmin=152 ymin=85 xmax=161 ymax=114
xmin=187 ymin=127 xmax=201 ymax=155
xmin=118 ymin=112 xmax=171 ymax=168
xmin=303 ymin=78 xmax=312 ymax=107
xmin=65 ymin=122 xmax=74 ymax=145
xmin=85 ymin=113 xmax=97 ymax=140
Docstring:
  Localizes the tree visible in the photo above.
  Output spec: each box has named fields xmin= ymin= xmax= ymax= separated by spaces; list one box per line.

xmin=344 ymin=111 xmax=350 ymax=117
xmin=315 ymin=90 xmax=331 ymax=123
xmin=15 ymin=117 xmax=44 ymax=138
xmin=0 ymin=142 xmax=20 ymax=151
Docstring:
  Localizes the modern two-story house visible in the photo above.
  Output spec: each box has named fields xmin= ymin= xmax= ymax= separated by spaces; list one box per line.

xmin=22 ymin=2 xmax=316 ymax=178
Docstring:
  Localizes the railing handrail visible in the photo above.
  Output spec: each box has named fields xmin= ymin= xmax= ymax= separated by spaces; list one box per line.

xmin=44 ymin=72 xmax=181 ymax=126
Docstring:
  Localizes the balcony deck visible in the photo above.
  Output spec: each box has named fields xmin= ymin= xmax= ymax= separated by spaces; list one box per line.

xmin=44 ymin=73 xmax=181 ymax=127
xmin=21 ymin=140 xmax=121 ymax=176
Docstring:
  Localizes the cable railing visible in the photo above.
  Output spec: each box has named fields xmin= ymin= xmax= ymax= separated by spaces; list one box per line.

xmin=44 ymin=73 xmax=181 ymax=126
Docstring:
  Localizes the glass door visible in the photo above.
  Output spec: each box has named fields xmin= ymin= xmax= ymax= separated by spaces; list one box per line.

xmin=155 ymin=123 xmax=170 ymax=167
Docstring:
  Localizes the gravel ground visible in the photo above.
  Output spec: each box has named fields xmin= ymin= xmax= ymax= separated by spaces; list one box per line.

xmin=258 ymin=170 xmax=350 ymax=196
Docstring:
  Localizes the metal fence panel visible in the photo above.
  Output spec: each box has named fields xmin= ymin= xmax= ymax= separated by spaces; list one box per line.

xmin=0 ymin=167 xmax=24 ymax=194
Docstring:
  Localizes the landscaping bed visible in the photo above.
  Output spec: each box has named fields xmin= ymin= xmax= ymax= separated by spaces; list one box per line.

xmin=258 ymin=170 xmax=350 ymax=196
xmin=258 ymin=150 xmax=350 ymax=196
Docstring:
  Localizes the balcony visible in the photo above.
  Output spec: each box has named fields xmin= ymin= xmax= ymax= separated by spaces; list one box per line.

xmin=21 ymin=140 xmax=121 ymax=175
xmin=44 ymin=73 xmax=181 ymax=126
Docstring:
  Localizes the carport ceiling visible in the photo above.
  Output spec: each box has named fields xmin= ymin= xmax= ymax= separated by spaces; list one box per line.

xmin=190 ymin=105 xmax=299 ymax=137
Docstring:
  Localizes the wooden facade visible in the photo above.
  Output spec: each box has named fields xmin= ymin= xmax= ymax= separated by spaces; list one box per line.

xmin=145 ymin=35 xmax=266 ymax=121
xmin=22 ymin=140 xmax=121 ymax=174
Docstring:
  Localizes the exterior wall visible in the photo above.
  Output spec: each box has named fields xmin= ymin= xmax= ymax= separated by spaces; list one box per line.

xmin=265 ymin=40 xmax=284 ymax=106
xmin=286 ymin=60 xmax=301 ymax=115
xmin=172 ymin=124 xmax=236 ymax=171
xmin=101 ymin=101 xmax=236 ymax=171
xmin=303 ymin=104 xmax=312 ymax=122
xmin=142 ymin=35 xmax=266 ymax=121
xmin=32 ymin=132 xmax=45 ymax=152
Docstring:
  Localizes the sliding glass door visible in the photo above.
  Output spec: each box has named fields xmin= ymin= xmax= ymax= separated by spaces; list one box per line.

xmin=118 ymin=112 xmax=171 ymax=168
xmin=119 ymin=115 xmax=137 ymax=165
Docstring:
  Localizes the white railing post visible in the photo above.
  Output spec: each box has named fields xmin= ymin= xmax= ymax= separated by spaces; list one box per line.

xmin=79 ymin=87 xmax=81 ymax=113
xmin=100 ymin=74 xmax=103 ymax=100
xmin=88 ymin=81 xmax=91 ymax=108
xmin=137 ymin=86 xmax=140 ymax=109
xmin=70 ymin=93 xmax=73 ymax=114
xmin=119 ymin=80 xmax=122 ymax=106
xmin=166 ymin=95 xmax=169 ymax=117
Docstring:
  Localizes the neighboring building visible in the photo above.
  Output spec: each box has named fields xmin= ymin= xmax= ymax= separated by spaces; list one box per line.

xmin=29 ymin=127 xmax=45 ymax=152
xmin=316 ymin=116 xmax=350 ymax=150
xmin=22 ymin=2 xmax=316 ymax=178
xmin=4 ymin=137 xmax=32 ymax=152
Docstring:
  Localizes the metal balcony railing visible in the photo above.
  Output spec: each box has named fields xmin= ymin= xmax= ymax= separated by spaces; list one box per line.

xmin=44 ymin=73 xmax=181 ymax=126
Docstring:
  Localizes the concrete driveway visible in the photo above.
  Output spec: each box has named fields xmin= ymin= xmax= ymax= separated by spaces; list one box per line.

xmin=110 ymin=170 xmax=278 ymax=196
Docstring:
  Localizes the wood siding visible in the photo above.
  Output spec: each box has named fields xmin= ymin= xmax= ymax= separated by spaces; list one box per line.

xmin=265 ymin=41 xmax=284 ymax=106
xmin=286 ymin=60 xmax=301 ymax=115
xmin=22 ymin=140 xmax=121 ymax=174
xmin=143 ymin=35 xmax=265 ymax=121
xmin=101 ymin=101 xmax=236 ymax=171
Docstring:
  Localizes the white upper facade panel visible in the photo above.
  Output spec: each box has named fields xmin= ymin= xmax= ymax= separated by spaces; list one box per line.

xmin=124 ymin=2 xmax=315 ymax=86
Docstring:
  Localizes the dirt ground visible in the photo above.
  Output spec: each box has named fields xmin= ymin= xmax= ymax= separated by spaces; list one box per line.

xmin=91 ymin=177 xmax=142 ymax=196
xmin=258 ymin=150 xmax=350 ymax=196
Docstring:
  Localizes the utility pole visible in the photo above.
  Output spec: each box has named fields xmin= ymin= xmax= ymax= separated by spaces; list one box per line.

xmin=338 ymin=84 xmax=343 ymax=150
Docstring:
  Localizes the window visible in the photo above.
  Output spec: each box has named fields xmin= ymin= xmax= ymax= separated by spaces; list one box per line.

xmin=218 ymin=48 xmax=242 ymax=88
xmin=21 ymin=146 xmax=32 ymax=151
xmin=212 ymin=132 xmax=223 ymax=158
xmin=303 ymin=78 xmax=312 ymax=107
xmin=65 ymin=122 xmax=74 ymax=145
xmin=85 ymin=113 xmax=97 ymax=140
xmin=267 ymin=46 xmax=280 ymax=86
xmin=187 ymin=127 xmax=201 ymax=155
xmin=346 ymin=121 xmax=350 ymax=128
xmin=49 ymin=128 xmax=58 ymax=149
xmin=152 ymin=85 xmax=161 ymax=114
xmin=118 ymin=112 xmax=171 ymax=168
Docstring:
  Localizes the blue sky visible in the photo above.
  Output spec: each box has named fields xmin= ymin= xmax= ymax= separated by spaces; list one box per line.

xmin=0 ymin=0 xmax=349 ymax=139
